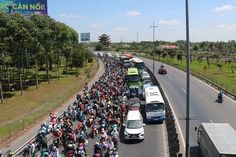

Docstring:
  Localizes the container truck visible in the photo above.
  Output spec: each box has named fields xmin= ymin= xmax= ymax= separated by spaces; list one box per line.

xmin=197 ymin=123 xmax=236 ymax=157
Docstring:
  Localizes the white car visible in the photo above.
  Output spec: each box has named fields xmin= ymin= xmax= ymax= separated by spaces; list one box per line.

xmin=141 ymin=71 xmax=150 ymax=80
xmin=123 ymin=110 xmax=145 ymax=140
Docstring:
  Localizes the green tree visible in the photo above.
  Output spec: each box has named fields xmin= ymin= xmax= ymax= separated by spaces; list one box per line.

xmin=177 ymin=53 xmax=183 ymax=64
xmin=95 ymin=43 xmax=103 ymax=51
xmin=98 ymin=34 xmax=111 ymax=47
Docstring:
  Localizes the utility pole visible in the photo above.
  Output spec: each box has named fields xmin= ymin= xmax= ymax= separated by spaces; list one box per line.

xmin=150 ymin=21 xmax=158 ymax=74
xmin=185 ymin=0 xmax=191 ymax=157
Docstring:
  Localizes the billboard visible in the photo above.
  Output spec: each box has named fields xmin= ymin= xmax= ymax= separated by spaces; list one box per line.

xmin=0 ymin=0 xmax=47 ymax=16
xmin=80 ymin=33 xmax=90 ymax=41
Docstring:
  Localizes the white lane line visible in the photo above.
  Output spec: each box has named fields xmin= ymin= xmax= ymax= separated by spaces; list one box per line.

xmin=167 ymin=75 xmax=173 ymax=80
xmin=209 ymin=119 xmax=213 ymax=123
xmin=162 ymin=123 xmax=169 ymax=157
xmin=182 ymin=88 xmax=187 ymax=94
xmin=163 ymin=90 xmax=186 ymax=150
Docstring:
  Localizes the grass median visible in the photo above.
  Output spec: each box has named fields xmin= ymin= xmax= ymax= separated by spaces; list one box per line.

xmin=0 ymin=59 xmax=99 ymax=144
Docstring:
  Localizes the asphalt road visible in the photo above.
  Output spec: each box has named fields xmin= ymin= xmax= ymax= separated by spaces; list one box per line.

xmin=83 ymin=115 xmax=169 ymax=157
xmin=142 ymin=57 xmax=236 ymax=156
xmin=119 ymin=125 xmax=168 ymax=157
xmin=118 ymin=105 xmax=168 ymax=157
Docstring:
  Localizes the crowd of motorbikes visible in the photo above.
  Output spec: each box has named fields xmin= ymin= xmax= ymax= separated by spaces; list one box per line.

xmin=23 ymin=55 xmax=129 ymax=157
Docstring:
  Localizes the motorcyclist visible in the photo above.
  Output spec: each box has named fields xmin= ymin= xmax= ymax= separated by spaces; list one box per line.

xmin=218 ymin=90 xmax=224 ymax=101
xmin=50 ymin=146 xmax=59 ymax=157
xmin=93 ymin=142 xmax=102 ymax=155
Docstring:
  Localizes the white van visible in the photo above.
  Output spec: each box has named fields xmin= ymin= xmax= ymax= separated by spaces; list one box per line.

xmin=123 ymin=110 xmax=145 ymax=140
xmin=145 ymin=86 xmax=165 ymax=122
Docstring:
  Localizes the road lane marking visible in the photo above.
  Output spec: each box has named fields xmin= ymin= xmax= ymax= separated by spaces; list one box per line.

xmin=163 ymin=90 xmax=186 ymax=150
xmin=162 ymin=123 xmax=169 ymax=157
xmin=167 ymin=75 xmax=173 ymax=80
xmin=182 ymin=88 xmax=187 ymax=94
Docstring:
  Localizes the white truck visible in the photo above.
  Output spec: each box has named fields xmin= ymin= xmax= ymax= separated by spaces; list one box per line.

xmin=197 ymin=123 xmax=236 ymax=157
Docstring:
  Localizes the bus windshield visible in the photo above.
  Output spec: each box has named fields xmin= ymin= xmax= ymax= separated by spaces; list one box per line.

xmin=135 ymin=62 xmax=144 ymax=69
xmin=126 ymin=75 xmax=141 ymax=82
xmin=146 ymin=103 xmax=165 ymax=112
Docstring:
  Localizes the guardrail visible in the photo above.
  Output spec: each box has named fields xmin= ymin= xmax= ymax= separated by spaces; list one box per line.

xmin=145 ymin=66 xmax=183 ymax=157
xmin=12 ymin=111 xmax=65 ymax=156
xmin=190 ymin=72 xmax=236 ymax=100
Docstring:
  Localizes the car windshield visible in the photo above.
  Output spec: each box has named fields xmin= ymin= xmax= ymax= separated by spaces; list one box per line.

xmin=143 ymin=78 xmax=152 ymax=84
xmin=146 ymin=103 xmax=165 ymax=112
xmin=126 ymin=120 xmax=143 ymax=129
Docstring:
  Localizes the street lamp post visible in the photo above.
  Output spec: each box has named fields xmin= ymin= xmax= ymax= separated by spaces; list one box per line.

xmin=185 ymin=0 xmax=191 ymax=157
xmin=150 ymin=21 xmax=158 ymax=74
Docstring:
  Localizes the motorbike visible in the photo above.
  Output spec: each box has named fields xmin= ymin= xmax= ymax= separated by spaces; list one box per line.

xmin=91 ymin=125 xmax=98 ymax=138
xmin=100 ymin=119 xmax=108 ymax=132
xmin=217 ymin=94 xmax=223 ymax=103
xmin=76 ymin=121 xmax=83 ymax=134
xmin=77 ymin=143 xmax=86 ymax=157
xmin=110 ymin=148 xmax=119 ymax=157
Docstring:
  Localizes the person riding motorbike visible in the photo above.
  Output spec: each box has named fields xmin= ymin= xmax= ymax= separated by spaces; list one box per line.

xmin=93 ymin=142 xmax=102 ymax=155
xmin=218 ymin=90 xmax=224 ymax=102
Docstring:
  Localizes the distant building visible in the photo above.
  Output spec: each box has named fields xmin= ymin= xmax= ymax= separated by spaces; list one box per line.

xmin=160 ymin=45 xmax=178 ymax=49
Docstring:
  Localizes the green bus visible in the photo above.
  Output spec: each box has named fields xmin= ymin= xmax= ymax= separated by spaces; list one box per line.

xmin=125 ymin=68 xmax=142 ymax=93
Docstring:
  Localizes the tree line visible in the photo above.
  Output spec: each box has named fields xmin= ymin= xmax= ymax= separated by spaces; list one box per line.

xmin=0 ymin=13 xmax=93 ymax=101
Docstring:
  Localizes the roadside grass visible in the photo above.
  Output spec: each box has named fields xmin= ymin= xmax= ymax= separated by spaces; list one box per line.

xmin=143 ymin=54 xmax=236 ymax=94
xmin=0 ymin=59 xmax=99 ymax=142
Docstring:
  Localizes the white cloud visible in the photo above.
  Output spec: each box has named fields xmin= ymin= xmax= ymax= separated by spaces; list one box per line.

xmin=126 ymin=10 xmax=141 ymax=17
xmin=213 ymin=4 xmax=236 ymax=13
xmin=216 ymin=24 xmax=236 ymax=30
xmin=115 ymin=27 xmax=128 ymax=32
xmin=88 ymin=22 xmax=103 ymax=28
xmin=58 ymin=13 xmax=82 ymax=19
xmin=159 ymin=19 xmax=181 ymax=26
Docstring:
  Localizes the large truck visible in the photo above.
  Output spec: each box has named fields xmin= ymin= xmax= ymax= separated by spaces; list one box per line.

xmin=197 ymin=123 xmax=236 ymax=157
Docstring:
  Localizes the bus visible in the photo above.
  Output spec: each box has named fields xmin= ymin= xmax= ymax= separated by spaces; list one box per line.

xmin=120 ymin=55 xmax=131 ymax=68
xmin=132 ymin=57 xmax=145 ymax=69
xmin=144 ymin=86 xmax=165 ymax=122
xmin=125 ymin=68 xmax=142 ymax=97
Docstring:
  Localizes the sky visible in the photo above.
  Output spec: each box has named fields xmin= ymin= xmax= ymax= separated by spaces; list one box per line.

xmin=48 ymin=0 xmax=236 ymax=42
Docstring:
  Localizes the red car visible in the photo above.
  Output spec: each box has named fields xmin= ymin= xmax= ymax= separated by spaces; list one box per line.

xmin=158 ymin=65 xmax=167 ymax=74
xmin=128 ymin=98 xmax=141 ymax=111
